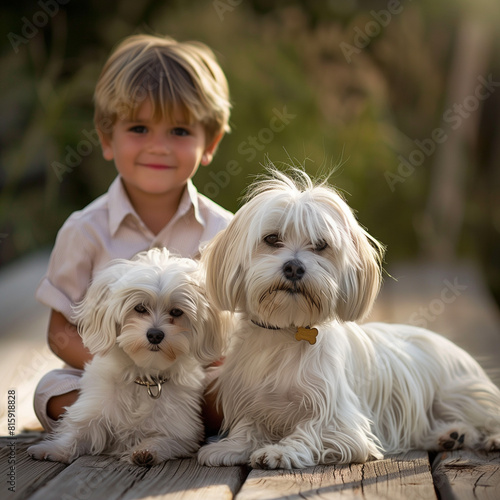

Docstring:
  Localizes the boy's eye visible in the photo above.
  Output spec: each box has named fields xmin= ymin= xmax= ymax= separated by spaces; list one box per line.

xmin=129 ymin=125 xmax=148 ymax=134
xmin=171 ymin=127 xmax=189 ymax=137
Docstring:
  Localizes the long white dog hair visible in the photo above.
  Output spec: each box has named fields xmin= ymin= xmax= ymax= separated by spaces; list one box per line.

xmin=197 ymin=168 xmax=500 ymax=469
xmin=28 ymin=248 xmax=229 ymax=466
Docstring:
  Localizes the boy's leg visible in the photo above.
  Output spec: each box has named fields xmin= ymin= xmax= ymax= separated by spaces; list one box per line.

xmin=34 ymin=368 xmax=83 ymax=432
xmin=47 ymin=390 xmax=79 ymax=420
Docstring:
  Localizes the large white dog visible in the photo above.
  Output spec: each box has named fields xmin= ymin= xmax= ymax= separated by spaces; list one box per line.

xmin=28 ymin=248 xmax=228 ymax=466
xmin=197 ymin=169 xmax=500 ymax=469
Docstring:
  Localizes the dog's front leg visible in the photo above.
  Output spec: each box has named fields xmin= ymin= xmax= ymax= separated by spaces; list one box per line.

xmin=249 ymin=429 xmax=318 ymax=469
xmin=197 ymin=419 xmax=255 ymax=466
xmin=27 ymin=428 xmax=94 ymax=464
xmin=249 ymin=422 xmax=382 ymax=469
xmin=28 ymin=407 xmax=109 ymax=464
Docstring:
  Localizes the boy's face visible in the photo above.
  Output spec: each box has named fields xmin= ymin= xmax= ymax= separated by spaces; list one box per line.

xmin=99 ymin=99 xmax=221 ymax=202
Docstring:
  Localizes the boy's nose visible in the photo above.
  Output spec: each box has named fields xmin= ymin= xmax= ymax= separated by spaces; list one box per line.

xmin=147 ymin=134 xmax=171 ymax=154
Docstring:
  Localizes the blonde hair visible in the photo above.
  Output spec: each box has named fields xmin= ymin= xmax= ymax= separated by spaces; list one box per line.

xmin=94 ymin=34 xmax=231 ymax=144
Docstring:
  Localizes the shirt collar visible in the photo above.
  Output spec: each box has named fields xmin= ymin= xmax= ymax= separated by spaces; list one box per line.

xmin=108 ymin=176 xmax=136 ymax=236
xmin=185 ymin=178 xmax=204 ymax=226
xmin=108 ymin=176 xmax=205 ymax=236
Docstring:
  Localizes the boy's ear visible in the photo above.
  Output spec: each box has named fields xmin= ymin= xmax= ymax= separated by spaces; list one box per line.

xmin=97 ymin=129 xmax=114 ymax=161
xmin=201 ymin=132 xmax=224 ymax=165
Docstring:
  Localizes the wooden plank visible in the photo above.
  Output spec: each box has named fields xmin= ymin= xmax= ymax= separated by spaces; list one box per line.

xmin=28 ymin=455 xmax=150 ymax=500
xmin=432 ymin=450 xmax=500 ymax=500
xmin=0 ymin=431 xmax=46 ymax=453
xmin=236 ymin=451 xmax=437 ymax=500
xmin=0 ymin=432 xmax=67 ymax=500
xmin=121 ymin=459 xmax=249 ymax=500
xmin=1 ymin=433 xmax=249 ymax=499
xmin=1 ymin=434 xmax=248 ymax=500
xmin=26 ymin=455 xmax=248 ymax=500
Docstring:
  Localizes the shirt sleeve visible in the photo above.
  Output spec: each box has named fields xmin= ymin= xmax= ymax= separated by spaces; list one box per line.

xmin=35 ymin=214 xmax=95 ymax=322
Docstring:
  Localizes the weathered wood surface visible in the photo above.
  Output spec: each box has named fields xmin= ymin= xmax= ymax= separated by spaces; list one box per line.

xmin=1 ymin=433 xmax=66 ymax=500
xmin=1 ymin=434 xmax=249 ymax=500
xmin=433 ymin=450 xmax=500 ymax=500
xmin=2 ymin=437 xmax=500 ymax=500
xmin=28 ymin=456 xmax=248 ymax=500
xmin=236 ymin=451 xmax=436 ymax=500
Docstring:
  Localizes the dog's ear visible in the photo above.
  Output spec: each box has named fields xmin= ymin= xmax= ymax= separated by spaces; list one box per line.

xmin=191 ymin=291 xmax=232 ymax=365
xmin=336 ymin=226 xmax=383 ymax=322
xmin=201 ymin=221 xmax=246 ymax=312
xmin=72 ymin=262 xmax=131 ymax=355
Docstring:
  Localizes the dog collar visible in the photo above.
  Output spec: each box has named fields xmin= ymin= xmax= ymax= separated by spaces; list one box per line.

xmin=251 ymin=320 xmax=319 ymax=345
xmin=251 ymin=319 xmax=281 ymax=330
xmin=134 ymin=376 xmax=168 ymax=399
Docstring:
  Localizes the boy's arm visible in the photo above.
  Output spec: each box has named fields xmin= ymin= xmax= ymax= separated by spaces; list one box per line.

xmin=47 ymin=309 xmax=93 ymax=370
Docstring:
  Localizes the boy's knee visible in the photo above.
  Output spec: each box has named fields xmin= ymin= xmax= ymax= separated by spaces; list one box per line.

xmin=47 ymin=390 xmax=79 ymax=421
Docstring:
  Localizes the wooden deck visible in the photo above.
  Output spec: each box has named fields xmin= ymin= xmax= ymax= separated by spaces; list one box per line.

xmin=2 ymin=434 xmax=499 ymax=499
xmin=1 ymin=258 xmax=500 ymax=499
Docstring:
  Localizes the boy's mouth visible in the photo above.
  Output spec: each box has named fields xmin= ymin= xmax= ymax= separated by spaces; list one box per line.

xmin=141 ymin=163 xmax=174 ymax=170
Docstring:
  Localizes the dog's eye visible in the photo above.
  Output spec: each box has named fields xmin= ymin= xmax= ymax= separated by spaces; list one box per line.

xmin=264 ymin=234 xmax=283 ymax=248
xmin=134 ymin=304 xmax=148 ymax=314
xmin=314 ymin=240 xmax=328 ymax=252
xmin=170 ymin=308 xmax=183 ymax=317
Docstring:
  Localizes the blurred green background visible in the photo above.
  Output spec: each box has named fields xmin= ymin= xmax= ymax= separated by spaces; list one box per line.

xmin=1 ymin=0 xmax=499 ymax=303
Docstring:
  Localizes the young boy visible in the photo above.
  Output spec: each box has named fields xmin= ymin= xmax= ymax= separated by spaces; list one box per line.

xmin=34 ymin=34 xmax=232 ymax=433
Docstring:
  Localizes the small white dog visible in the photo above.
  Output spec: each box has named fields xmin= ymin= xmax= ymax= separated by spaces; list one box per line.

xmin=28 ymin=248 xmax=228 ymax=466
xmin=197 ymin=169 xmax=500 ymax=469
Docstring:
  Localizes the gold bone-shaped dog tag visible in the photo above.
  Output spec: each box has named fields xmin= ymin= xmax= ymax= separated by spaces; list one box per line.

xmin=295 ymin=326 xmax=318 ymax=345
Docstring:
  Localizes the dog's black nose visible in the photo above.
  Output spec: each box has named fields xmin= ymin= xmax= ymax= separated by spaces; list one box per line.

xmin=282 ymin=259 xmax=306 ymax=281
xmin=146 ymin=328 xmax=164 ymax=345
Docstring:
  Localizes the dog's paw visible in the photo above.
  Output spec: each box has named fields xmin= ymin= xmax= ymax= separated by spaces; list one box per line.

xmin=484 ymin=433 xmax=500 ymax=451
xmin=27 ymin=443 xmax=74 ymax=463
xmin=432 ymin=422 xmax=482 ymax=452
xmin=438 ymin=431 xmax=466 ymax=451
xmin=251 ymin=447 xmax=289 ymax=469
xmin=130 ymin=449 xmax=158 ymax=467
xmin=250 ymin=444 xmax=308 ymax=469
xmin=197 ymin=441 xmax=250 ymax=466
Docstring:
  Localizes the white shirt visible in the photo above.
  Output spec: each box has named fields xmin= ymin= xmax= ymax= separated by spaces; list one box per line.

xmin=36 ymin=176 xmax=233 ymax=320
